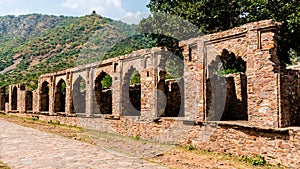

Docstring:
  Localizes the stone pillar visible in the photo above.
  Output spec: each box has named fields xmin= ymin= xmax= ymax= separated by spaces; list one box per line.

xmin=8 ymin=85 xmax=12 ymax=111
xmin=85 ymin=68 xmax=94 ymax=117
xmin=112 ymin=61 xmax=121 ymax=116
xmin=182 ymin=41 xmax=205 ymax=122
xmin=49 ymin=77 xmax=55 ymax=115
xmin=140 ymin=50 xmax=157 ymax=119
xmin=32 ymin=90 xmax=39 ymax=113
xmin=246 ymin=22 xmax=281 ymax=128
xmin=18 ymin=84 xmax=26 ymax=113
xmin=156 ymin=52 xmax=167 ymax=118
xmin=65 ymin=72 xmax=73 ymax=115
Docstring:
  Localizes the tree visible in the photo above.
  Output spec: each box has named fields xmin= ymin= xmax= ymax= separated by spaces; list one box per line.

xmin=140 ymin=0 xmax=300 ymax=64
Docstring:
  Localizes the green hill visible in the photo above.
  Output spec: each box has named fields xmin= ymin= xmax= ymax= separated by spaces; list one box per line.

xmin=0 ymin=14 xmax=153 ymax=90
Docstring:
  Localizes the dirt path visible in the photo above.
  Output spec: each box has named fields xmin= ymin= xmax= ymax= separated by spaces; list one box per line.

xmin=0 ymin=114 xmax=285 ymax=169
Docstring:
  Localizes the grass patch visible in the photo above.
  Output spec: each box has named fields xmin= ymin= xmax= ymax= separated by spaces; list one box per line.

xmin=0 ymin=161 xmax=10 ymax=169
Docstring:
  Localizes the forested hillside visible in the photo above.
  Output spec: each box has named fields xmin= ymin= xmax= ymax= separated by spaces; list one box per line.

xmin=0 ymin=14 xmax=153 ymax=90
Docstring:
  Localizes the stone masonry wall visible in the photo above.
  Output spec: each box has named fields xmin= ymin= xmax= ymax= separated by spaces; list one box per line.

xmin=279 ymin=69 xmax=300 ymax=127
xmin=182 ymin=19 xmax=282 ymax=128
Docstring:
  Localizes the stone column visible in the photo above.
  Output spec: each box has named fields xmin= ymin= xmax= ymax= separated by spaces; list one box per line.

xmin=112 ymin=61 xmax=122 ymax=116
xmin=8 ymin=85 xmax=12 ymax=111
xmin=140 ymin=50 xmax=159 ymax=119
xmin=85 ymin=68 xmax=93 ymax=117
xmin=246 ymin=22 xmax=281 ymax=128
xmin=18 ymin=84 xmax=26 ymax=113
xmin=49 ymin=77 xmax=55 ymax=115
xmin=65 ymin=71 xmax=73 ymax=115
xmin=182 ymin=40 xmax=205 ymax=122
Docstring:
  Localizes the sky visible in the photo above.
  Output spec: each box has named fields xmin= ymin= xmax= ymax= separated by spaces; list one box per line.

xmin=0 ymin=0 xmax=151 ymax=24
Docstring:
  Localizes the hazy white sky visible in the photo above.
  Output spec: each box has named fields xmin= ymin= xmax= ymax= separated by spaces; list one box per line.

xmin=0 ymin=0 xmax=150 ymax=23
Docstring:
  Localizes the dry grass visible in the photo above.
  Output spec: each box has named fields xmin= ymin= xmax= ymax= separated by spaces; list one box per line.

xmin=0 ymin=161 xmax=10 ymax=169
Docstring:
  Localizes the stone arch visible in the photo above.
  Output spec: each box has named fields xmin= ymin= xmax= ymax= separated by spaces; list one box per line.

xmin=54 ymin=79 xmax=66 ymax=112
xmin=11 ymin=86 xmax=17 ymax=110
xmin=94 ymin=71 xmax=112 ymax=114
xmin=72 ymin=76 xmax=86 ymax=114
xmin=40 ymin=81 xmax=50 ymax=111
xmin=122 ymin=66 xmax=141 ymax=116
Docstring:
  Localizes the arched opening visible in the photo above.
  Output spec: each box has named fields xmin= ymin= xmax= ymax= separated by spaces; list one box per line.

xmin=54 ymin=79 xmax=66 ymax=112
xmin=122 ymin=67 xmax=141 ymax=116
xmin=94 ymin=71 xmax=112 ymax=114
xmin=157 ymin=54 xmax=184 ymax=117
xmin=40 ymin=81 xmax=50 ymax=111
xmin=206 ymin=49 xmax=248 ymax=121
xmin=11 ymin=86 xmax=17 ymax=110
xmin=73 ymin=76 xmax=86 ymax=114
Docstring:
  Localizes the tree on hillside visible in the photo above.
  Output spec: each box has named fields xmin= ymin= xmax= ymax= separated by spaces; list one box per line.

xmin=139 ymin=0 xmax=300 ymax=65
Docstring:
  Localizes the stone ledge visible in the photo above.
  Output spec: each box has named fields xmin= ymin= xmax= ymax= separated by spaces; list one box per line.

xmin=196 ymin=120 xmax=300 ymax=134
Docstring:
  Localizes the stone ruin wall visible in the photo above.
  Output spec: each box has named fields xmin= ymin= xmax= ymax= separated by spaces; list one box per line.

xmin=279 ymin=69 xmax=300 ymax=127
xmin=1 ymin=19 xmax=300 ymax=167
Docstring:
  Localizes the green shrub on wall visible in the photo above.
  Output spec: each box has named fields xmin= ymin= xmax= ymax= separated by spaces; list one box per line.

xmin=130 ymin=71 xmax=141 ymax=85
xmin=101 ymin=75 xmax=112 ymax=88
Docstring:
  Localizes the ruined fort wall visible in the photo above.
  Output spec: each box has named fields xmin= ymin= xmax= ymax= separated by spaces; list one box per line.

xmin=4 ymin=19 xmax=300 ymax=168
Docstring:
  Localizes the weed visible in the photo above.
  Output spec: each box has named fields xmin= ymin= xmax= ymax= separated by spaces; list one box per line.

xmin=239 ymin=154 xmax=266 ymax=165
xmin=187 ymin=144 xmax=196 ymax=151
xmin=31 ymin=116 xmax=39 ymax=121
xmin=133 ymin=135 xmax=140 ymax=140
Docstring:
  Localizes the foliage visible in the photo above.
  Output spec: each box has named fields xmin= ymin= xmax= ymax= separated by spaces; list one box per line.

xmin=31 ymin=116 xmax=39 ymax=121
xmin=289 ymin=48 xmax=300 ymax=65
xmin=133 ymin=135 xmax=140 ymax=140
xmin=165 ymin=57 xmax=184 ymax=79
xmin=143 ymin=0 xmax=300 ymax=64
xmin=101 ymin=75 xmax=112 ymax=88
xmin=130 ymin=71 xmax=141 ymax=85
xmin=0 ymin=14 xmax=153 ymax=89
xmin=61 ymin=82 xmax=66 ymax=95
xmin=80 ymin=80 xmax=86 ymax=91
xmin=218 ymin=49 xmax=246 ymax=75
xmin=103 ymin=34 xmax=154 ymax=60
xmin=239 ymin=154 xmax=266 ymax=166
xmin=186 ymin=144 xmax=196 ymax=151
